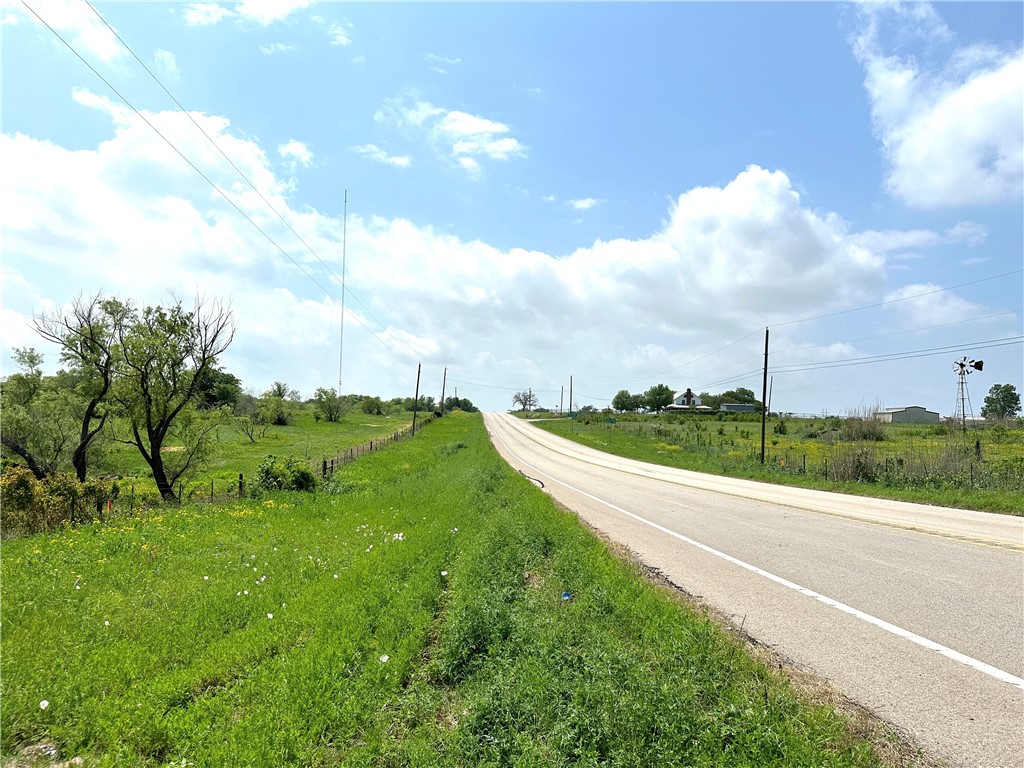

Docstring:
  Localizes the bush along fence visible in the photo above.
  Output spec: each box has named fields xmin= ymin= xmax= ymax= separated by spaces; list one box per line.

xmin=0 ymin=415 xmax=437 ymax=537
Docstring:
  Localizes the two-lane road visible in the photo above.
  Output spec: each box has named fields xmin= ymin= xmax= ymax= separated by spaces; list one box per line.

xmin=484 ymin=413 xmax=1024 ymax=768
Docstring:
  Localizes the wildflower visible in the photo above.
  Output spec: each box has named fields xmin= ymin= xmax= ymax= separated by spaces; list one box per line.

xmin=334 ymin=574 xmax=339 ymax=579
xmin=441 ymin=571 xmax=448 ymax=577
xmin=40 ymin=700 xmax=49 ymax=710
xmin=392 ymin=533 xmax=404 ymax=541
xmin=267 ymin=613 xmax=274 ymax=619
xmin=204 ymin=576 xmax=209 ymax=581
xmin=104 ymin=620 xmax=110 ymax=626
xmin=243 ymin=590 xmax=249 ymax=595
xmin=379 ymin=655 xmax=390 ymax=663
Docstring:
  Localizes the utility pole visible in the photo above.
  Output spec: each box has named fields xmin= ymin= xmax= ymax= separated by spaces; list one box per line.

xmin=760 ymin=327 xmax=769 ymax=465
xmin=560 ymin=385 xmax=564 ymax=415
xmin=569 ymin=376 xmax=573 ymax=415
xmin=528 ymin=387 xmax=533 ymax=412
xmin=338 ymin=189 xmax=347 ymax=396
xmin=411 ymin=363 xmax=421 ymax=434
xmin=439 ymin=367 xmax=447 ymax=413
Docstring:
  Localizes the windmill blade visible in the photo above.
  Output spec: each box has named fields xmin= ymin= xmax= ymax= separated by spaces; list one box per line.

xmin=972 ymin=359 xmax=984 ymax=371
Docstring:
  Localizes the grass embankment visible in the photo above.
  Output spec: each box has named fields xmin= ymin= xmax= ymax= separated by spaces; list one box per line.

xmin=3 ymin=413 xmax=889 ymax=767
xmin=527 ymin=415 xmax=1024 ymax=514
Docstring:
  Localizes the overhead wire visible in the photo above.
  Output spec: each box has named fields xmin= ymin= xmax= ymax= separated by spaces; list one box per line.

xmin=26 ymin=0 xmax=420 ymax=367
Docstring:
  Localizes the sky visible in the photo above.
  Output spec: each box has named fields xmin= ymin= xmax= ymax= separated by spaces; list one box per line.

xmin=1 ymin=0 xmax=1022 ymax=417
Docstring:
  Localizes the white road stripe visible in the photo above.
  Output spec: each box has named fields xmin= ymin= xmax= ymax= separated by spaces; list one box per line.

xmin=489 ymin=417 xmax=1024 ymax=691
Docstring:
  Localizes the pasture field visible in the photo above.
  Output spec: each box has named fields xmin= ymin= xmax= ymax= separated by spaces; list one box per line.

xmin=98 ymin=409 xmax=417 ymax=505
xmin=1 ymin=412 xmax=893 ymax=767
xmin=527 ymin=413 xmax=1024 ymax=514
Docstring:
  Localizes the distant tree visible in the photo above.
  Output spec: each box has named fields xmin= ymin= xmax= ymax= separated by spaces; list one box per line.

xmin=512 ymin=390 xmax=538 ymax=411
xmin=981 ymin=384 xmax=1021 ymax=420
xmin=265 ymin=381 xmax=299 ymax=401
xmin=313 ymin=387 xmax=347 ymax=422
xmin=194 ymin=366 xmax=242 ymax=410
xmin=643 ymin=384 xmax=674 ymax=413
xmin=612 ymin=389 xmax=643 ymax=413
xmin=443 ymin=395 xmax=478 ymax=413
xmin=404 ymin=395 xmax=436 ymax=412
xmin=361 ymin=396 xmax=385 ymax=415
xmin=112 ymin=297 xmax=234 ymax=501
xmin=0 ymin=370 xmax=76 ymax=480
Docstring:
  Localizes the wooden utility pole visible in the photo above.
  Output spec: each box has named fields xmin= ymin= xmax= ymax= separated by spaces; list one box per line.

xmin=569 ymin=376 xmax=573 ymax=414
xmin=439 ymin=367 xmax=447 ymax=413
xmin=411 ymin=363 xmax=422 ymax=434
xmin=760 ymin=327 xmax=769 ymax=465
xmin=560 ymin=385 xmax=564 ymax=414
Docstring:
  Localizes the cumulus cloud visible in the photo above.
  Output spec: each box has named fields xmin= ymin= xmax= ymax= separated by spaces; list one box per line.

xmin=352 ymin=144 xmax=411 ymax=168
xmin=853 ymin=220 xmax=987 ymax=254
xmin=375 ymin=96 xmax=525 ymax=175
xmin=279 ymin=139 xmax=313 ymax=168
xmin=14 ymin=92 xmax=999 ymax=409
xmin=235 ymin=0 xmax=312 ymax=26
xmin=182 ymin=3 xmax=233 ymax=26
xmin=851 ymin=3 xmax=1024 ymax=208
xmin=568 ymin=198 xmax=599 ymax=211
xmin=882 ymin=283 xmax=987 ymax=328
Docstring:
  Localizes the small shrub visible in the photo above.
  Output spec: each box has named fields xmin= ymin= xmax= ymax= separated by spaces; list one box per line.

xmin=251 ymin=454 xmax=317 ymax=495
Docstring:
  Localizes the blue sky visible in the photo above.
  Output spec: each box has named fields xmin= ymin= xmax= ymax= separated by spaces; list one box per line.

xmin=2 ymin=1 xmax=1022 ymax=416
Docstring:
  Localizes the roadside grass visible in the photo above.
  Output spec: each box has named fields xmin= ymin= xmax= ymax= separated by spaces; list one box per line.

xmin=529 ymin=416 xmax=1024 ymax=515
xmin=3 ymin=413 xmax=889 ymax=767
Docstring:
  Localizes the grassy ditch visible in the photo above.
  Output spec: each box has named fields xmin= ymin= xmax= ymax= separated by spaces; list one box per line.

xmin=527 ymin=415 xmax=1024 ymax=514
xmin=3 ymin=412 xmax=891 ymax=767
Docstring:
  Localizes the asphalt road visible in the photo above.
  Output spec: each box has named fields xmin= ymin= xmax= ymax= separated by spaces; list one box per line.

xmin=484 ymin=413 xmax=1024 ymax=768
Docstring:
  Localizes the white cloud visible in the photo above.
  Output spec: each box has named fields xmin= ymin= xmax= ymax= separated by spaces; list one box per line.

xmin=328 ymin=23 xmax=350 ymax=45
xmin=279 ymin=139 xmax=313 ymax=168
xmin=183 ymin=3 xmax=233 ymax=26
xmin=882 ymin=283 xmax=986 ymax=327
xmin=376 ymin=97 xmax=526 ymax=175
xmin=153 ymin=49 xmax=180 ymax=80
xmin=14 ymin=93 xmax=1011 ymax=412
xmin=427 ymin=54 xmax=461 ymax=65
xmin=235 ymin=0 xmax=312 ymax=26
xmin=10 ymin=0 xmax=123 ymax=62
xmin=852 ymin=3 xmax=1024 ymax=208
xmin=259 ymin=42 xmax=295 ymax=55
xmin=568 ymin=198 xmax=599 ymax=211
xmin=352 ymin=144 xmax=411 ymax=168
xmin=853 ymin=221 xmax=988 ymax=256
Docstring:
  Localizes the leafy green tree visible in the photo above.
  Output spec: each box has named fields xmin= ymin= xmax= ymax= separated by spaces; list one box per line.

xmin=643 ymin=384 xmax=674 ymax=413
xmin=361 ymin=396 xmax=385 ymax=415
xmin=194 ymin=366 xmax=242 ymax=410
xmin=442 ymin=395 xmax=477 ymax=413
xmin=112 ymin=297 xmax=234 ymax=501
xmin=313 ymin=387 xmax=347 ymax=422
xmin=981 ymin=384 xmax=1022 ymax=420
xmin=0 ymin=376 xmax=76 ymax=480
xmin=612 ymin=389 xmax=642 ymax=413
xmin=266 ymin=381 xmax=299 ymax=401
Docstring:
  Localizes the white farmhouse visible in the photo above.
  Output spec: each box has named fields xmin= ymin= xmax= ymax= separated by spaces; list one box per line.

xmin=668 ymin=388 xmax=701 ymax=409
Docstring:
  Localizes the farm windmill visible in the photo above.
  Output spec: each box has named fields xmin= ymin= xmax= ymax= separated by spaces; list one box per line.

xmin=952 ymin=356 xmax=983 ymax=432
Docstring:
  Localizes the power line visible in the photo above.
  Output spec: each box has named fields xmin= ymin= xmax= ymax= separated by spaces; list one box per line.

xmin=83 ymin=1 xmax=408 ymax=358
xmin=25 ymin=0 xmax=420 ymax=367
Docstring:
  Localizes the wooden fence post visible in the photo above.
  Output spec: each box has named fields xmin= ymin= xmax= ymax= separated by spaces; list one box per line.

xmin=238 ymin=473 xmax=244 ymax=498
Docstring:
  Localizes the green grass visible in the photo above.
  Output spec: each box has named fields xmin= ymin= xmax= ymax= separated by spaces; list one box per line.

xmin=528 ymin=415 xmax=1024 ymax=515
xmin=98 ymin=408 xmax=416 ymax=502
xmin=2 ymin=413 xmax=890 ymax=767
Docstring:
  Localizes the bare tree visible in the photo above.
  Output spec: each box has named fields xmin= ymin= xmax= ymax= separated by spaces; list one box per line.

xmin=33 ymin=293 xmax=131 ymax=481
xmin=512 ymin=390 xmax=538 ymax=411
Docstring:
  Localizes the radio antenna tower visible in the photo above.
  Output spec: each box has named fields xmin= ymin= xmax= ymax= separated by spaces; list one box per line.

xmin=338 ymin=190 xmax=347 ymax=396
xmin=952 ymin=356 xmax=983 ymax=433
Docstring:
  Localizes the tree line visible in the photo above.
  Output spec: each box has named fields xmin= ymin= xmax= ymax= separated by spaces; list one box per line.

xmin=1 ymin=293 xmax=479 ymax=503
